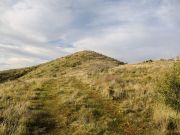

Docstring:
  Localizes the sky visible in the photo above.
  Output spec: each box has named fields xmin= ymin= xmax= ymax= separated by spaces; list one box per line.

xmin=0 ymin=0 xmax=180 ymax=70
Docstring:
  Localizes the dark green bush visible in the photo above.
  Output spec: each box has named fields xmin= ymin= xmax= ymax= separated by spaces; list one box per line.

xmin=167 ymin=117 xmax=177 ymax=130
xmin=157 ymin=62 xmax=180 ymax=112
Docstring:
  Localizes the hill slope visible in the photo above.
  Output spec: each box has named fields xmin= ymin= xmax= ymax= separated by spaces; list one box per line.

xmin=0 ymin=51 xmax=179 ymax=135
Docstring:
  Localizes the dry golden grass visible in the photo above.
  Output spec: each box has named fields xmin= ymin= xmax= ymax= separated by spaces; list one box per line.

xmin=0 ymin=51 xmax=179 ymax=135
xmin=153 ymin=103 xmax=180 ymax=134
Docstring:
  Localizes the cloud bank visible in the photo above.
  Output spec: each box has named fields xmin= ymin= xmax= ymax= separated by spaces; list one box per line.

xmin=0 ymin=0 xmax=180 ymax=70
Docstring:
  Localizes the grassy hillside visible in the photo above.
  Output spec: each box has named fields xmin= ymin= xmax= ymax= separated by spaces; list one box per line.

xmin=0 ymin=51 xmax=179 ymax=135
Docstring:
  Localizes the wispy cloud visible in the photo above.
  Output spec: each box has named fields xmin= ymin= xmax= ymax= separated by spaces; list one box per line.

xmin=0 ymin=0 xmax=180 ymax=70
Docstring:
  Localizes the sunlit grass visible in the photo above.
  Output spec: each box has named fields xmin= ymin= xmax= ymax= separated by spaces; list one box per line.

xmin=0 ymin=51 xmax=179 ymax=134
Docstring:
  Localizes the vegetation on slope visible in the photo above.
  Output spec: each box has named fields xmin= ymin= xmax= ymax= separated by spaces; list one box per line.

xmin=157 ymin=62 xmax=180 ymax=112
xmin=0 ymin=51 xmax=179 ymax=135
xmin=0 ymin=67 xmax=35 ymax=83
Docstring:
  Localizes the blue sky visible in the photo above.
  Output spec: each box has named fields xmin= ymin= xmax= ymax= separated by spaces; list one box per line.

xmin=0 ymin=0 xmax=180 ymax=70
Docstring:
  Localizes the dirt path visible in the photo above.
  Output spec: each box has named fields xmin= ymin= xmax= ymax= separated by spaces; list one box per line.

xmin=25 ymin=77 xmax=126 ymax=135
xmin=27 ymin=86 xmax=56 ymax=135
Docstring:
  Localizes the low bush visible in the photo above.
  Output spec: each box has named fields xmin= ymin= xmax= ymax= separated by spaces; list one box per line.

xmin=157 ymin=62 xmax=180 ymax=112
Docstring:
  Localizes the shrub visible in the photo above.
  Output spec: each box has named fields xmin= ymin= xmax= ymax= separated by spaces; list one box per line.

xmin=143 ymin=59 xmax=153 ymax=63
xmin=157 ymin=62 xmax=180 ymax=112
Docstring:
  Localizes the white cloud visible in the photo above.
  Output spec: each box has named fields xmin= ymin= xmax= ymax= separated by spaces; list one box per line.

xmin=157 ymin=0 xmax=180 ymax=28
xmin=73 ymin=24 xmax=180 ymax=63
xmin=0 ymin=0 xmax=180 ymax=70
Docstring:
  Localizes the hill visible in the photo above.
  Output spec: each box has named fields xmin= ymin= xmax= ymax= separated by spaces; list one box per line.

xmin=0 ymin=51 xmax=179 ymax=135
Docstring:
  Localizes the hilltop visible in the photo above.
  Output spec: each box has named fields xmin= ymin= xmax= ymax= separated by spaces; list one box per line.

xmin=0 ymin=51 xmax=179 ymax=135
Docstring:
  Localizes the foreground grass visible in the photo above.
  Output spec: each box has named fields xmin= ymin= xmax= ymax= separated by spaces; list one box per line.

xmin=0 ymin=51 xmax=179 ymax=135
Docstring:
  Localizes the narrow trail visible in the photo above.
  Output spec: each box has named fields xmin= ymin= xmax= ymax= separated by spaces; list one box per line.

xmin=26 ymin=77 xmax=95 ymax=135
xmin=25 ymin=77 xmax=126 ymax=135
xmin=26 ymin=78 xmax=70 ymax=135
xmin=27 ymin=86 xmax=56 ymax=135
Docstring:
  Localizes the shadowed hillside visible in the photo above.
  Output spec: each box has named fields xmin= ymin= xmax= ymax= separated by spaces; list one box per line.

xmin=0 ymin=51 xmax=179 ymax=135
